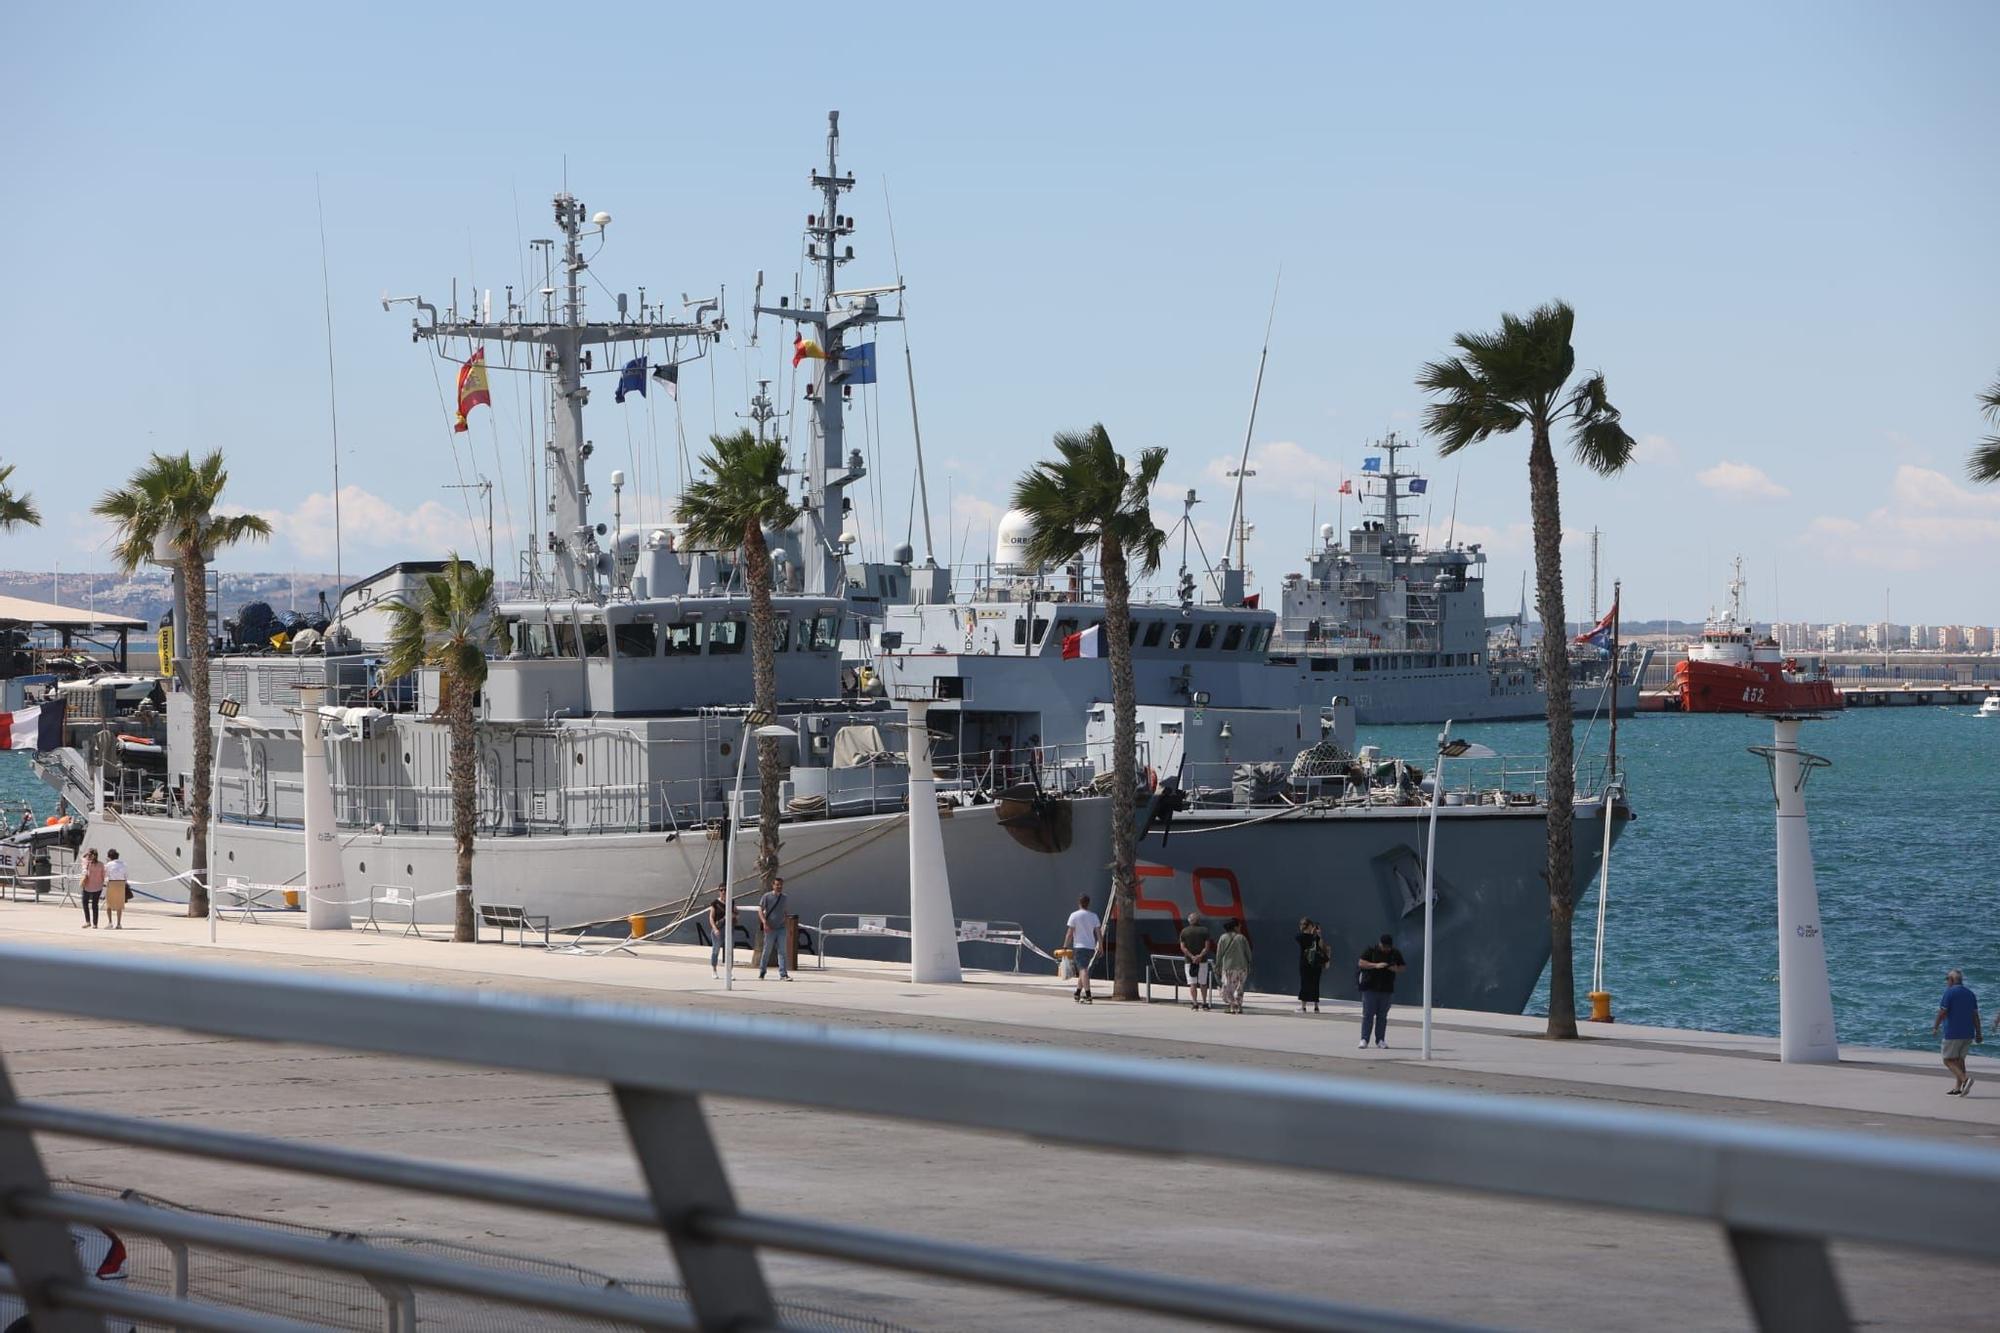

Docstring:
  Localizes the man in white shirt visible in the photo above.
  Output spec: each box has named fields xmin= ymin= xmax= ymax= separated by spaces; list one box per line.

xmin=1063 ymin=893 xmax=1101 ymax=1004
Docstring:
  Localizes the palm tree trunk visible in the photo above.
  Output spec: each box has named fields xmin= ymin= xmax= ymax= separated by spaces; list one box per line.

xmin=1102 ymin=540 xmax=1140 ymax=1001
xmin=743 ymin=525 xmax=782 ymax=890
xmin=1527 ymin=420 xmax=1579 ymax=1039
xmin=182 ymin=551 xmax=212 ymax=919
xmin=448 ymin=675 xmax=477 ymax=943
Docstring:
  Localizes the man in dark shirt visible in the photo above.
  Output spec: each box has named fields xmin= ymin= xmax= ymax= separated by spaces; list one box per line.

xmin=756 ymin=877 xmax=791 ymax=981
xmin=1357 ymin=933 xmax=1406 ymax=1049
xmin=1179 ymin=913 xmax=1215 ymax=1011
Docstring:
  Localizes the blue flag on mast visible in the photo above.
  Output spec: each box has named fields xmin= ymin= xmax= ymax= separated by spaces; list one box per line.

xmin=1408 ymin=478 xmax=1429 ymax=494
xmin=1362 ymin=456 xmax=1381 ymax=472
xmin=833 ymin=343 xmax=877 ymax=385
xmin=615 ymin=357 xmax=648 ymax=403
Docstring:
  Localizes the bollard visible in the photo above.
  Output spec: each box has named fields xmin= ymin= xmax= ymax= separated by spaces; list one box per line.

xmin=628 ymin=913 xmax=648 ymax=940
xmin=1587 ymin=990 xmax=1614 ymax=1023
xmin=785 ymin=914 xmax=799 ymax=972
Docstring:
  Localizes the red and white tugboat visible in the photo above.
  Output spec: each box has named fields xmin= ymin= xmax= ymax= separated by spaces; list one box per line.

xmin=1675 ymin=559 xmax=1843 ymax=714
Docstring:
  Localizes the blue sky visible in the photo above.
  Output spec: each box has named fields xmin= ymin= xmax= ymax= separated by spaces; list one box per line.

xmin=3 ymin=2 xmax=1996 ymax=624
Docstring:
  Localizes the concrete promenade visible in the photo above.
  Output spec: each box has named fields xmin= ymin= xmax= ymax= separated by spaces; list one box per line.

xmin=2 ymin=893 xmax=1994 ymax=1330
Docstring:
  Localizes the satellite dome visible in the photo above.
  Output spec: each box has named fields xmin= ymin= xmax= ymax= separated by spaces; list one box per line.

xmin=1318 ymin=523 xmax=1336 ymax=543
xmin=994 ymin=509 xmax=1038 ymax=574
xmin=892 ymin=543 xmax=915 ymax=565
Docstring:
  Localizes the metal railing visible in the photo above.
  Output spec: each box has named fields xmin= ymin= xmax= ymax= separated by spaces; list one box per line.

xmin=813 ymin=913 xmax=1029 ymax=971
xmin=4 ymin=946 xmax=1997 ymax=1331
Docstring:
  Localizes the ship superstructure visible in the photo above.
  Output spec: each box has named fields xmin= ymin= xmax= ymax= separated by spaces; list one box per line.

xmin=1275 ymin=434 xmax=1648 ymax=723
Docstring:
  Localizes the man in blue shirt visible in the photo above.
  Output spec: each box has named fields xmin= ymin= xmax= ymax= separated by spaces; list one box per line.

xmin=1933 ymin=970 xmax=1982 ymax=1096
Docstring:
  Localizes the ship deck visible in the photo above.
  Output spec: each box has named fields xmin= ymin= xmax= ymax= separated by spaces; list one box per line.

xmin=2 ymin=893 xmax=1992 ymax=1330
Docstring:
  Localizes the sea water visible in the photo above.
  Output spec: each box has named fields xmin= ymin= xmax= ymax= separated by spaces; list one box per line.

xmin=1363 ymin=704 xmax=2000 ymax=1052
xmin=4 ymin=705 xmax=1995 ymax=1050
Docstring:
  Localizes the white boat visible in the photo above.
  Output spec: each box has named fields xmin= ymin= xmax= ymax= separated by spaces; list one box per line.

xmin=1977 ymin=694 xmax=2000 ymax=718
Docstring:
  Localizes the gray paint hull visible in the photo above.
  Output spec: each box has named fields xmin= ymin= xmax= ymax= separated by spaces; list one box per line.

xmin=92 ymin=795 xmax=1616 ymax=1015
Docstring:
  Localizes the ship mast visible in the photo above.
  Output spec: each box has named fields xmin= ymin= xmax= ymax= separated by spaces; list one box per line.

xmin=755 ymin=111 xmax=900 ymax=598
xmin=388 ymin=194 xmax=722 ymax=600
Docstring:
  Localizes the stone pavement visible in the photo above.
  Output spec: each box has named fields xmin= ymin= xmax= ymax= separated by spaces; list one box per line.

xmin=2 ymin=894 xmax=1995 ymax=1330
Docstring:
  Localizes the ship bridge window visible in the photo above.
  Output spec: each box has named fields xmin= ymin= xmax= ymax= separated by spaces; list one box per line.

xmin=1220 ymin=624 xmax=1244 ymax=651
xmin=519 ymin=621 xmax=558 ymax=659
xmin=1195 ymin=623 xmax=1218 ymax=650
xmin=1051 ymin=618 xmax=1078 ymax=647
xmin=1168 ymin=622 xmax=1191 ymax=650
xmin=1355 ymin=657 xmax=1372 ymax=672
xmin=810 ymin=614 xmax=840 ymax=652
xmin=614 ymin=623 xmax=658 ymax=658
xmin=772 ymin=616 xmax=791 ymax=653
xmin=708 ymin=618 xmax=747 ymax=654
xmin=1141 ymin=621 xmax=1164 ymax=649
xmin=664 ymin=623 xmax=701 ymax=656
xmin=580 ymin=622 xmax=609 ymax=659
xmin=553 ymin=622 xmax=579 ymax=658
xmin=1249 ymin=625 xmax=1270 ymax=652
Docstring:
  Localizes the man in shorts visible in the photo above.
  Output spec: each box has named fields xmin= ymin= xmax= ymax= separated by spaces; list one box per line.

xmin=1934 ymin=969 xmax=1982 ymax=1095
xmin=1064 ymin=894 xmax=1101 ymax=1004
xmin=1179 ymin=912 xmax=1214 ymax=1011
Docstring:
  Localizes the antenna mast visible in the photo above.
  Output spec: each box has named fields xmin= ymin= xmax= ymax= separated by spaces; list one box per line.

xmin=390 ymin=195 xmax=721 ymax=600
xmin=754 ymin=111 xmax=901 ymax=597
xmin=1224 ymin=270 xmax=1282 ymax=575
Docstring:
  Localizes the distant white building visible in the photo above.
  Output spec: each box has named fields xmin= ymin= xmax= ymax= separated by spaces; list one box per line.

xmin=1968 ymin=626 xmax=1996 ymax=653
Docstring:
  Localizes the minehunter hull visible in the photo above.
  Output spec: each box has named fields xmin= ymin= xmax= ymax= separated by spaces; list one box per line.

xmin=1674 ymin=660 xmax=1843 ymax=714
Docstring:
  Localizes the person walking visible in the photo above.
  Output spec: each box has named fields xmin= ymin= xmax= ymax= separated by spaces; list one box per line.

xmin=706 ymin=893 xmax=728 ymax=978
xmin=77 ymin=849 xmax=105 ymax=929
xmin=756 ymin=876 xmax=792 ymax=980
xmin=1063 ymin=894 xmax=1101 ymax=1004
xmin=1180 ymin=912 xmax=1214 ymax=1011
xmin=103 ymin=850 xmax=129 ymax=930
xmin=1357 ymin=933 xmax=1406 ymax=1048
xmin=1296 ymin=919 xmax=1329 ymax=1013
xmin=1935 ymin=969 xmax=1982 ymax=1096
xmin=1216 ymin=919 xmax=1253 ymax=1014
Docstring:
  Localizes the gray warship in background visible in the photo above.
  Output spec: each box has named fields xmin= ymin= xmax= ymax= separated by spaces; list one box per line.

xmin=32 ymin=112 xmax=1627 ymax=1012
xmin=1274 ymin=433 xmax=1650 ymax=724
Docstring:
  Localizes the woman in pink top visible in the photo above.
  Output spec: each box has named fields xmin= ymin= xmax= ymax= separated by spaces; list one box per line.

xmin=78 ymin=849 xmax=106 ymax=929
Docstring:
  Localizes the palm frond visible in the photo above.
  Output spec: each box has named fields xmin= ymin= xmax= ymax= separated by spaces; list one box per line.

xmin=1562 ymin=373 xmax=1636 ymax=476
xmin=1014 ymin=424 xmax=1166 ymax=574
xmin=676 ymin=429 xmax=800 ymax=552
xmin=1970 ymin=435 xmax=2000 ymax=485
xmin=379 ymin=553 xmax=497 ymax=693
xmin=0 ymin=463 xmax=40 ymax=530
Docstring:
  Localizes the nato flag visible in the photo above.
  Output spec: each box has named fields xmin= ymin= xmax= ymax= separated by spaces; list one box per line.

xmin=1408 ymin=478 xmax=1429 ymax=494
xmin=615 ymin=357 xmax=648 ymax=403
xmin=836 ymin=342 xmax=877 ymax=385
xmin=1362 ymin=456 xmax=1381 ymax=472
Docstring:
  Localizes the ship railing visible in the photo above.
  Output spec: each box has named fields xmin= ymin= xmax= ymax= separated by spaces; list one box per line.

xmin=2 ymin=945 xmax=1993 ymax=1332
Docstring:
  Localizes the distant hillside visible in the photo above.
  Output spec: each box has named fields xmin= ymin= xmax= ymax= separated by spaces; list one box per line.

xmin=0 ymin=570 xmax=346 ymax=628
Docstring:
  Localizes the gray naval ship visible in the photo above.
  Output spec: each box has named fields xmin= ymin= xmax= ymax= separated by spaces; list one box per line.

xmin=1273 ymin=433 xmax=1651 ymax=724
xmin=38 ymin=112 xmax=1627 ymax=1013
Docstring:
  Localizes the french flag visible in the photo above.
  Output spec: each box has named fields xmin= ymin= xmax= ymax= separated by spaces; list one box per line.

xmin=1 ymin=705 xmax=41 ymax=751
xmin=1060 ymin=625 xmax=1103 ymax=660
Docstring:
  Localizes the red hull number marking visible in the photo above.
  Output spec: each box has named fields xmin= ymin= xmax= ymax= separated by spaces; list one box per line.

xmin=1132 ymin=864 xmax=1248 ymax=957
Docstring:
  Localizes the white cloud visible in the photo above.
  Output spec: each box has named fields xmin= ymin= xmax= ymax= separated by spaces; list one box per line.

xmin=1801 ymin=465 xmax=2000 ymax=573
xmin=1632 ymin=434 xmax=1679 ymax=466
xmin=253 ymin=487 xmax=482 ymax=564
xmin=1202 ymin=440 xmax=1345 ymax=497
xmin=1695 ymin=460 xmax=1789 ymax=501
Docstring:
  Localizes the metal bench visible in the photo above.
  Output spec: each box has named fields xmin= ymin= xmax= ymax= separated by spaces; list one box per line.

xmin=477 ymin=903 xmax=549 ymax=947
xmin=1146 ymin=953 xmax=1191 ymax=1004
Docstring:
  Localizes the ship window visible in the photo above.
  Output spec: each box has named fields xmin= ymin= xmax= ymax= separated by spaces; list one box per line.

xmin=1129 ymin=620 xmax=1140 ymax=645
xmin=1051 ymin=618 xmax=1078 ymax=646
xmin=1355 ymin=657 xmax=1372 ymax=672
xmin=811 ymin=614 xmax=840 ymax=651
xmin=1220 ymin=624 xmax=1244 ymax=651
xmin=708 ymin=618 xmax=747 ymax=654
xmin=1160 ymin=722 xmax=1183 ymax=735
xmin=772 ymin=616 xmax=791 ymax=652
xmin=1032 ymin=616 xmax=1050 ymax=643
xmin=1013 ymin=619 xmax=1027 ymax=645
xmin=1142 ymin=621 xmax=1164 ymax=648
xmin=1249 ymin=626 xmax=1270 ymax=652
xmin=552 ymin=622 xmax=578 ymax=658
xmin=1421 ymin=654 xmax=1435 ymax=669
xmin=1195 ymin=623 xmax=1218 ymax=650
xmin=664 ymin=623 xmax=701 ymax=656
xmin=614 ymin=623 xmax=658 ymax=658
xmin=1168 ymin=622 xmax=1191 ymax=650
xmin=580 ymin=622 xmax=610 ymax=659
xmin=520 ymin=621 xmax=557 ymax=659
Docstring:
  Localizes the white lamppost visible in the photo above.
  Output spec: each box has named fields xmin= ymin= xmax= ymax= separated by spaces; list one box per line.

xmin=723 ymin=712 xmax=796 ymax=992
xmin=1422 ymin=723 xmax=1494 ymax=1061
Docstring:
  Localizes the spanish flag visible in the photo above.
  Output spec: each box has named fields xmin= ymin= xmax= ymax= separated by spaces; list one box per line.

xmin=454 ymin=348 xmax=491 ymax=433
xmin=792 ymin=333 xmax=826 ymax=368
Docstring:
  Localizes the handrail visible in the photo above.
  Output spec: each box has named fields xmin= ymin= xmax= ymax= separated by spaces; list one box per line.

xmin=2 ymin=944 xmax=1997 ymax=1332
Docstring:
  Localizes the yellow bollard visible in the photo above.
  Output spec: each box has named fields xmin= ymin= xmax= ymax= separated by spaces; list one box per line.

xmin=1587 ymin=990 xmax=1614 ymax=1023
xmin=283 ymin=890 xmax=301 ymax=910
xmin=628 ymin=913 xmax=649 ymax=940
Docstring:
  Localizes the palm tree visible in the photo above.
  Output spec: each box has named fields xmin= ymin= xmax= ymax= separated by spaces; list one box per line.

xmin=1415 ymin=301 xmax=1634 ymax=1039
xmin=382 ymin=556 xmax=498 ymax=943
xmin=1014 ymin=425 xmax=1167 ymax=1002
xmin=676 ymin=429 xmax=802 ymax=895
xmin=95 ymin=451 xmax=273 ymax=918
xmin=0 ymin=463 xmax=39 ymax=530
xmin=1969 ymin=373 xmax=2000 ymax=484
